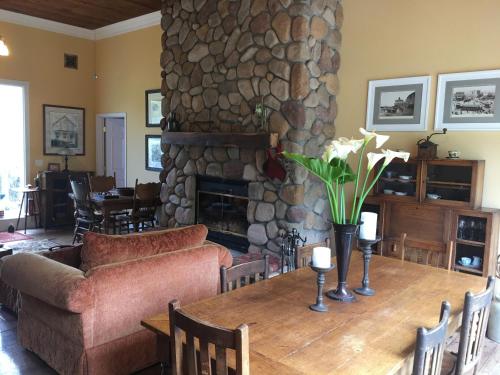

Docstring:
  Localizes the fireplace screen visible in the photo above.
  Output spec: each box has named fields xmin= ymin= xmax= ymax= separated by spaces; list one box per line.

xmin=197 ymin=191 xmax=248 ymax=237
xmin=196 ymin=176 xmax=250 ymax=252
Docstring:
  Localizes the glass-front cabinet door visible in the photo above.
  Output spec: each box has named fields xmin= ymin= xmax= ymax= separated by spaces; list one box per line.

xmin=375 ymin=159 xmax=420 ymax=201
xmin=421 ymin=160 xmax=484 ymax=208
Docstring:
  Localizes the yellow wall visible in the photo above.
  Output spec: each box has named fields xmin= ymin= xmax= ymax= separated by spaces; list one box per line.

xmin=0 ymin=21 xmax=96 ymax=181
xmin=337 ymin=0 xmax=500 ymax=208
xmin=95 ymin=26 xmax=162 ymax=186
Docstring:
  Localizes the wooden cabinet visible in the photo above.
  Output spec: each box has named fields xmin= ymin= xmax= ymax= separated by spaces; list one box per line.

xmin=374 ymin=159 xmax=484 ymax=208
xmin=40 ymin=171 xmax=91 ymax=229
xmin=363 ymin=200 xmax=499 ymax=277
xmin=365 ymin=159 xmax=497 ymax=277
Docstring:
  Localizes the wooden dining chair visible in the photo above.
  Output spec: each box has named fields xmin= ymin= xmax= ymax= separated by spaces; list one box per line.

xmin=295 ymin=239 xmax=330 ymax=269
xmin=412 ymin=301 xmax=451 ymax=375
xmin=131 ymin=179 xmax=161 ymax=232
xmin=391 ymin=233 xmax=453 ymax=270
xmin=169 ymin=299 xmax=250 ymax=375
xmin=88 ymin=173 xmax=116 ymax=193
xmin=448 ymin=276 xmax=495 ymax=374
xmin=221 ymin=255 xmax=269 ymax=293
xmin=70 ymin=179 xmax=102 ymax=244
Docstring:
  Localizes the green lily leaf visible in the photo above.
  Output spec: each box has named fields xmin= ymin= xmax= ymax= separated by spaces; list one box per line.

xmin=282 ymin=152 xmax=346 ymax=184
xmin=330 ymin=158 xmax=356 ymax=184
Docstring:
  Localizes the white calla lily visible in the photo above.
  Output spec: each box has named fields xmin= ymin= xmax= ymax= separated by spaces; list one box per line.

xmin=359 ymin=128 xmax=390 ymax=148
xmin=381 ymin=149 xmax=411 ymax=166
xmin=322 ymin=137 xmax=364 ymax=162
xmin=366 ymin=152 xmax=386 ymax=170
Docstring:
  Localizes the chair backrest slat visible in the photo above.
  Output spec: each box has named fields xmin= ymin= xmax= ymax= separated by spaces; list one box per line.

xmin=220 ymin=255 xmax=269 ymax=294
xmin=295 ymin=239 xmax=330 ymax=269
xmin=215 ymin=345 xmax=228 ymax=375
xmin=169 ymin=300 xmax=249 ymax=375
xmin=455 ymin=276 xmax=495 ymax=374
xmin=412 ymin=301 xmax=451 ymax=375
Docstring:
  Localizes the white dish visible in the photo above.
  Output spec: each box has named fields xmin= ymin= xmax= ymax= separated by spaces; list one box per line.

xmin=383 ymin=189 xmax=394 ymax=195
xmin=427 ymin=194 xmax=441 ymax=200
xmin=398 ymin=175 xmax=412 ymax=180
xmin=394 ymin=192 xmax=407 ymax=196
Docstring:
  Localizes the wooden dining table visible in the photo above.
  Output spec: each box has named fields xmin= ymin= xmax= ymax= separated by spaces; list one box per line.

xmin=141 ymin=254 xmax=486 ymax=374
xmin=89 ymin=193 xmax=135 ymax=233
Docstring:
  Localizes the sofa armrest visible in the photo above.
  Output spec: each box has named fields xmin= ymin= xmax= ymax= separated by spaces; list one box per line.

xmin=1 ymin=253 xmax=93 ymax=313
xmin=204 ymin=240 xmax=233 ymax=268
xmin=41 ymin=244 xmax=83 ymax=268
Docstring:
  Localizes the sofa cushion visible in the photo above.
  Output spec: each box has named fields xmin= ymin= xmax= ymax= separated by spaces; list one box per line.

xmin=80 ymin=225 xmax=208 ymax=272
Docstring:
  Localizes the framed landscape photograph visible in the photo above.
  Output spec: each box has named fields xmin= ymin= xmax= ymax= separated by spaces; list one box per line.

xmin=145 ymin=135 xmax=162 ymax=171
xmin=145 ymin=89 xmax=162 ymax=127
xmin=435 ymin=69 xmax=500 ymax=131
xmin=366 ymin=76 xmax=431 ymax=131
xmin=43 ymin=105 xmax=85 ymax=155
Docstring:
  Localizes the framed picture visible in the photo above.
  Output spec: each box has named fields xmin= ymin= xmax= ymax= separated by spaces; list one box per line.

xmin=435 ymin=69 xmax=500 ymax=131
xmin=43 ymin=104 xmax=85 ymax=155
xmin=366 ymin=76 xmax=431 ymax=132
xmin=145 ymin=89 xmax=162 ymax=127
xmin=47 ymin=163 xmax=60 ymax=172
xmin=145 ymin=135 xmax=162 ymax=171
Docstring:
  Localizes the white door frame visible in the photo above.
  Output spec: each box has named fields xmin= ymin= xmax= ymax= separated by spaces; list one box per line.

xmin=0 ymin=79 xmax=29 ymax=185
xmin=95 ymin=112 xmax=127 ymax=183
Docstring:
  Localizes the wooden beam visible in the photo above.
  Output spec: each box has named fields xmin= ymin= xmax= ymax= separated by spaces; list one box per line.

xmin=161 ymin=132 xmax=279 ymax=149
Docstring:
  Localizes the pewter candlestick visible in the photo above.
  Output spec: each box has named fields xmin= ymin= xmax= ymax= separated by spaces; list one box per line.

xmin=309 ymin=262 xmax=335 ymax=312
xmin=354 ymin=237 xmax=381 ymax=296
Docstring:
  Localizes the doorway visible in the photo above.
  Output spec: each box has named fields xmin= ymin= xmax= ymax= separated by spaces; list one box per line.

xmin=96 ymin=113 xmax=126 ymax=187
xmin=0 ymin=80 xmax=28 ymax=218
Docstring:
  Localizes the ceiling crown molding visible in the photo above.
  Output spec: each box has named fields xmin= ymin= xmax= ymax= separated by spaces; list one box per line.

xmin=0 ymin=9 xmax=161 ymax=41
xmin=0 ymin=9 xmax=95 ymax=39
xmin=94 ymin=11 xmax=161 ymax=40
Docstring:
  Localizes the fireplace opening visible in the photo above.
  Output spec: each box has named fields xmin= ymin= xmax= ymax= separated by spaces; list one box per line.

xmin=195 ymin=175 xmax=249 ymax=253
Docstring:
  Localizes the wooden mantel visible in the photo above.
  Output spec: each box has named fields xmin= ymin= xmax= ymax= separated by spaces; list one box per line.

xmin=161 ymin=132 xmax=279 ymax=148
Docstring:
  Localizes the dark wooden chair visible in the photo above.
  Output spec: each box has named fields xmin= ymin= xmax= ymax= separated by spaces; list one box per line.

xmin=295 ymin=239 xmax=330 ymax=269
xmin=390 ymin=233 xmax=453 ymax=270
xmin=450 ymin=276 xmax=495 ymax=374
xmin=70 ymin=179 xmax=102 ymax=244
xmin=221 ymin=255 xmax=269 ymax=293
xmin=412 ymin=301 xmax=451 ymax=375
xmin=131 ymin=179 xmax=161 ymax=232
xmin=88 ymin=173 xmax=116 ymax=193
xmin=169 ymin=299 xmax=250 ymax=375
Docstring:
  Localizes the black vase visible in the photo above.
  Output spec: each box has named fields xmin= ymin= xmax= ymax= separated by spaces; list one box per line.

xmin=326 ymin=223 xmax=359 ymax=302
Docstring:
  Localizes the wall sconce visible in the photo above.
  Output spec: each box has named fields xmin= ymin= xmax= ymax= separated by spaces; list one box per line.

xmin=0 ymin=36 xmax=9 ymax=56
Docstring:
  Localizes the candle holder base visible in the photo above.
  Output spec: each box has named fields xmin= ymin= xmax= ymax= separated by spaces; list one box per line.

xmin=326 ymin=284 xmax=356 ymax=302
xmin=353 ymin=286 xmax=375 ymax=296
xmin=309 ymin=263 xmax=335 ymax=313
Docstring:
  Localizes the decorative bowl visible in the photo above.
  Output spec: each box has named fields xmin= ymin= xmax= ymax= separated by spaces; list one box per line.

xmin=383 ymin=189 xmax=394 ymax=195
xmin=427 ymin=193 xmax=440 ymax=200
xmin=394 ymin=191 xmax=407 ymax=196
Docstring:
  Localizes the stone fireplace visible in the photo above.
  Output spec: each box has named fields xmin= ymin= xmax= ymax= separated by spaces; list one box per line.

xmin=159 ymin=0 xmax=343 ymax=255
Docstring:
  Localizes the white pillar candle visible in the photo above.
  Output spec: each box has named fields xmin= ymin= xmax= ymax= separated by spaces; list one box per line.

xmin=359 ymin=212 xmax=378 ymax=240
xmin=312 ymin=247 xmax=331 ymax=268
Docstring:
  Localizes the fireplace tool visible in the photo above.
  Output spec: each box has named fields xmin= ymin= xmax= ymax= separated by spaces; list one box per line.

xmin=280 ymin=228 xmax=306 ymax=273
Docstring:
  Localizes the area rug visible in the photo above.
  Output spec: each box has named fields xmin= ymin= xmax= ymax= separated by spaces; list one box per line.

xmin=8 ymin=239 xmax=61 ymax=253
xmin=0 ymin=231 xmax=33 ymax=243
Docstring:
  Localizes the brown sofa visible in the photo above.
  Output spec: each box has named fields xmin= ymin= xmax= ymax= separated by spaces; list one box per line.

xmin=0 ymin=225 xmax=232 ymax=375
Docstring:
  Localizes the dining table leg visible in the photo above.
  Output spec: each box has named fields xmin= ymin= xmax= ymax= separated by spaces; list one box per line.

xmin=103 ymin=208 xmax=110 ymax=234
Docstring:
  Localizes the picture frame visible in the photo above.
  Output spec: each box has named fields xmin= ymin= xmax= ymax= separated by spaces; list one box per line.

xmin=43 ymin=104 xmax=85 ymax=155
xmin=47 ymin=163 xmax=60 ymax=172
xmin=145 ymin=89 xmax=162 ymax=127
xmin=435 ymin=69 xmax=500 ymax=131
xmin=145 ymin=135 xmax=162 ymax=171
xmin=366 ymin=76 xmax=431 ymax=132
